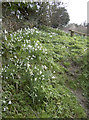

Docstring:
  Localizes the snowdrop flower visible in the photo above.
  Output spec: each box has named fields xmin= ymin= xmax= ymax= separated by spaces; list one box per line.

xmin=10 ymin=73 xmax=13 ymax=76
xmin=35 ymin=43 xmax=38 ymax=47
xmin=26 ymin=58 xmax=29 ymax=60
xmin=30 ymin=71 xmax=33 ymax=75
xmin=31 ymin=57 xmax=33 ymax=60
xmin=23 ymin=44 xmax=26 ymax=47
xmin=4 ymin=29 xmax=8 ymax=34
xmin=39 ymin=47 xmax=42 ymax=50
xmin=35 ymin=94 xmax=37 ymax=97
xmin=36 ymin=31 xmax=39 ymax=33
xmin=84 ymin=48 xmax=87 ymax=51
xmin=34 ymin=66 xmax=37 ymax=69
xmin=4 ymin=107 xmax=6 ymax=111
xmin=35 ymin=78 xmax=37 ymax=81
xmin=28 ymin=45 xmax=32 ymax=48
xmin=27 ymin=63 xmax=30 ymax=69
xmin=25 ymin=28 xmax=27 ymax=30
xmin=5 ymin=97 xmax=7 ymax=99
xmin=15 ymin=63 xmax=17 ymax=65
xmin=44 ymin=65 xmax=47 ymax=69
xmin=6 ymin=77 xmax=8 ymax=79
xmin=42 ymin=75 xmax=44 ymax=77
xmin=4 ymin=107 xmax=8 ymax=111
xmin=2 ymin=68 xmax=3 ymax=71
xmin=8 ymin=101 xmax=12 ymax=104
xmin=42 ymin=78 xmax=44 ymax=80
xmin=35 ymin=48 xmax=37 ymax=51
xmin=37 ymin=46 xmax=40 ymax=49
xmin=3 ymin=101 xmax=6 ymax=104
xmin=37 ymin=40 xmax=39 ymax=43
xmin=52 ymin=76 xmax=55 ymax=79
xmin=32 ymin=55 xmax=36 ymax=58
xmin=45 ymin=52 xmax=47 ymax=54
xmin=13 ymin=70 xmax=15 ymax=72
xmin=28 ymin=56 xmax=31 ymax=58
xmin=50 ymin=92 xmax=52 ymax=94
xmin=5 ymin=35 xmax=7 ymax=40
xmin=50 ymin=35 xmax=52 ymax=37
xmin=42 ymin=65 xmax=47 ymax=70
xmin=40 ymin=71 xmax=42 ymax=74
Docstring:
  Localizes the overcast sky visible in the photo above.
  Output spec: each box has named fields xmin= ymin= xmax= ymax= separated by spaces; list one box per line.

xmin=1 ymin=0 xmax=88 ymax=24
xmin=60 ymin=0 xmax=88 ymax=25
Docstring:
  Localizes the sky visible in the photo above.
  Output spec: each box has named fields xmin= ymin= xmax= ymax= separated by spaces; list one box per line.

xmin=0 ymin=0 xmax=88 ymax=25
xmin=60 ymin=0 xmax=88 ymax=25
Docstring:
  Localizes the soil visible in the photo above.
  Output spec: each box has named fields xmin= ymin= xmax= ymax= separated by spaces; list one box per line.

xmin=71 ymin=88 xmax=89 ymax=118
xmin=67 ymin=62 xmax=89 ymax=118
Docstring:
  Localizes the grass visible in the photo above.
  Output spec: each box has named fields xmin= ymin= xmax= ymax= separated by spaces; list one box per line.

xmin=2 ymin=25 xmax=88 ymax=118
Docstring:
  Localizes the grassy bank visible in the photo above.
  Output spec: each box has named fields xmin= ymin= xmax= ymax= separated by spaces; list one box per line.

xmin=2 ymin=26 xmax=89 ymax=118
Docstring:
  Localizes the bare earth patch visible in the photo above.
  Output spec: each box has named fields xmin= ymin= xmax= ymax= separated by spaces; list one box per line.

xmin=70 ymin=88 xmax=89 ymax=117
xmin=67 ymin=62 xmax=89 ymax=118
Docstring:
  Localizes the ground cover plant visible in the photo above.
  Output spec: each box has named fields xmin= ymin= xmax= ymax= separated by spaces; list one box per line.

xmin=2 ymin=26 xmax=89 ymax=118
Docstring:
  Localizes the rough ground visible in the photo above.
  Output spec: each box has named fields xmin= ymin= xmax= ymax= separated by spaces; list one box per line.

xmin=67 ymin=62 xmax=89 ymax=118
xmin=71 ymin=88 xmax=89 ymax=118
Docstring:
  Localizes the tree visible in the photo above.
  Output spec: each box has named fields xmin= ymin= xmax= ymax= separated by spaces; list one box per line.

xmin=2 ymin=2 xmax=70 ymax=31
xmin=36 ymin=2 xmax=49 ymax=26
xmin=50 ymin=2 xmax=70 ymax=28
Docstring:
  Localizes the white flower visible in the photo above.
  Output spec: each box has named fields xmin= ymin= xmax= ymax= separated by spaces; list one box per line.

xmin=35 ymin=43 xmax=38 ymax=47
xmin=37 ymin=46 xmax=40 ymax=49
xmin=35 ymin=78 xmax=37 ymax=81
xmin=10 ymin=73 xmax=13 ymax=76
xmin=5 ymin=35 xmax=7 ymax=40
xmin=50 ymin=35 xmax=52 ymax=37
xmin=5 ymin=29 xmax=8 ymax=34
xmin=3 ymin=101 xmax=6 ymax=104
xmin=31 ymin=57 xmax=33 ymax=60
xmin=23 ymin=44 xmax=26 ymax=47
xmin=13 ymin=69 xmax=15 ymax=72
xmin=4 ymin=107 xmax=6 ymax=111
xmin=44 ymin=65 xmax=47 ymax=70
xmin=32 ymin=55 xmax=36 ymax=58
xmin=42 ymin=78 xmax=44 ymax=80
xmin=36 ymin=31 xmax=39 ymax=33
xmin=28 ymin=45 xmax=32 ymax=48
xmin=6 ymin=77 xmax=8 ymax=79
xmin=14 ymin=56 xmax=17 ymax=59
xmin=8 ymin=101 xmax=12 ymax=104
xmin=30 ymin=71 xmax=33 ymax=75
xmin=39 ymin=47 xmax=42 ymax=50
xmin=34 ymin=66 xmax=37 ymax=69
xmin=42 ymin=75 xmax=44 ymax=77
xmin=84 ymin=48 xmax=87 ymax=51
xmin=35 ymin=48 xmax=37 ymax=51
xmin=39 ymin=57 xmax=41 ymax=60
xmin=40 ymin=71 xmax=42 ymax=74
xmin=50 ymin=92 xmax=52 ymax=94
xmin=27 ymin=63 xmax=30 ymax=69
xmin=4 ymin=107 xmax=8 ymax=111
xmin=52 ymin=76 xmax=55 ymax=79
xmin=45 ymin=52 xmax=47 ymax=54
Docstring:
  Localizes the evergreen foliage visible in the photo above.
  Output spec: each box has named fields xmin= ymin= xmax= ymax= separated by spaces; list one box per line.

xmin=2 ymin=2 xmax=70 ymax=31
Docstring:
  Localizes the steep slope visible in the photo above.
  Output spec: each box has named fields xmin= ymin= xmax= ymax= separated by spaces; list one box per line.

xmin=2 ymin=26 xmax=88 ymax=118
